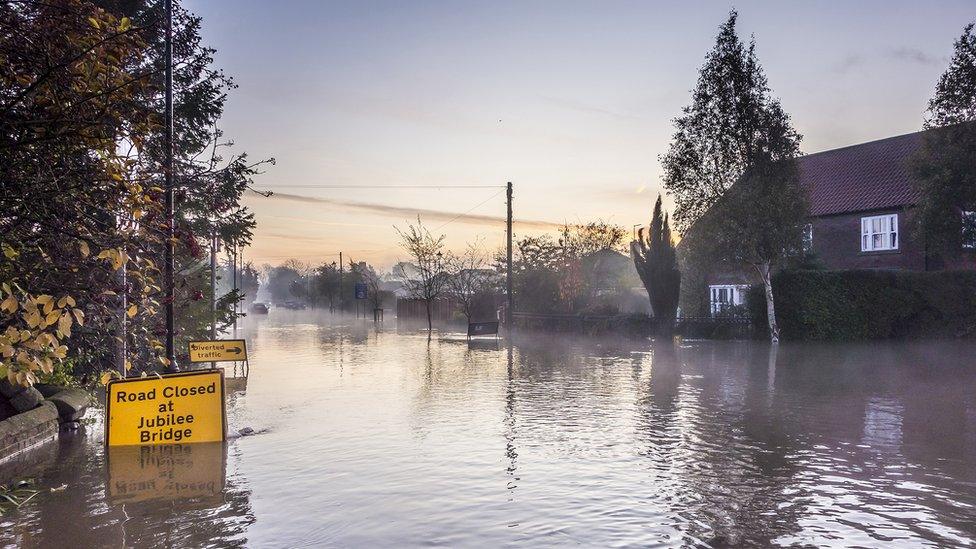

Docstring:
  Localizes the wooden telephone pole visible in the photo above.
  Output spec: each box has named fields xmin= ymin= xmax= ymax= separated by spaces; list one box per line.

xmin=506 ymin=182 xmax=513 ymax=328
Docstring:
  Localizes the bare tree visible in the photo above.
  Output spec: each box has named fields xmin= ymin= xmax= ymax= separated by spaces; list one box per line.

xmin=396 ymin=217 xmax=448 ymax=338
xmin=445 ymin=241 xmax=494 ymax=324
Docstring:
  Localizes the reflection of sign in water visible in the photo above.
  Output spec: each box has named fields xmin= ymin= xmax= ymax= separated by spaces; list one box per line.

xmin=106 ymin=370 xmax=226 ymax=446
xmin=107 ymin=442 xmax=226 ymax=503
xmin=187 ymin=339 xmax=247 ymax=363
xmin=355 ymin=282 xmax=367 ymax=300
xmin=467 ymin=321 xmax=499 ymax=337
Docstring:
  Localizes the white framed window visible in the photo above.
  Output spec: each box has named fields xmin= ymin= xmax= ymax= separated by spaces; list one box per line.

xmin=709 ymin=285 xmax=749 ymax=316
xmin=962 ymin=211 xmax=976 ymax=249
xmin=861 ymin=214 xmax=898 ymax=252
xmin=802 ymin=223 xmax=814 ymax=252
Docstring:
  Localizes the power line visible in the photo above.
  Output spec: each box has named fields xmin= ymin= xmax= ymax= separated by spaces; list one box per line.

xmin=266 ymin=184 xmax=504 ymax=189
xmin=434 ymin=188 xmax=505 ymax=231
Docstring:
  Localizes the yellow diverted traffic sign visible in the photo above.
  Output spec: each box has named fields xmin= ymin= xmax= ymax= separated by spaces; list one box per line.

xmin=106 ymin=370 xmax=226 ymax=447
xmin=187 ymin=339 xmax=247 ymax=363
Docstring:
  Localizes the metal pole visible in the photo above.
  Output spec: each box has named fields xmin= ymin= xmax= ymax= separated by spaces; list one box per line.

xmin=233 ymin=244 xmax=238 ymax=338
xmin=506 ymin=182 xmax=513 ymax=328
xmin=210 ymin=233 xmax=216 ymax=369
xmin=163 ymin=0 xmax=178 ymax=373
xmin=118 ymin=249 xmax=127 ymax=378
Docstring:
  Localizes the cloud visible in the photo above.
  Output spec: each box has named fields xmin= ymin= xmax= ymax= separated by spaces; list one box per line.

xmin=541 ymin=95 xmax=639 ymax=121
xmin=887 ymin=47 xmax=946 ymax=67
xmin=832 ymin=53 xmax=864 ymax=74
xmin=261 ymin=191 xmax=563 ymax=230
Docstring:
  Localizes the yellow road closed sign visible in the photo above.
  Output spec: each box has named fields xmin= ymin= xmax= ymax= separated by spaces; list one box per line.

xmin=187 ymin=339 xmax=247 ymax=363
xmin=106 ymin=370 xmax=226 ymax=446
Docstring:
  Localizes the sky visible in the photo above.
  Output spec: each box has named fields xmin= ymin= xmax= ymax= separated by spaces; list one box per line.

xmin=185 ymin=0 xmax=975 ymax=269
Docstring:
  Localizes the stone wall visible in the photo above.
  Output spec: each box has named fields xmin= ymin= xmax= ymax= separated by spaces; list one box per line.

xmin=0 ymin=401 xmax=59 ymax=462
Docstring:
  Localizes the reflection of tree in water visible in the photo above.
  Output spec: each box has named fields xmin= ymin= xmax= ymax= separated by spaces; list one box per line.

xmin=0 ymin=430 xmax=254 ymax=548
xmin=630 ymin=341 xmax=808 ymax=546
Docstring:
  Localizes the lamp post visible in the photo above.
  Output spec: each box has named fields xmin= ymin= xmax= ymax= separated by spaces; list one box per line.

xmin=163 ymin=0 xmax=178 ymax=373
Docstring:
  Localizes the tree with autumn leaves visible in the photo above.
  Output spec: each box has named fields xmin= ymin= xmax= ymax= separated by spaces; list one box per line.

xmin=0 ymin=0 xmax=268 ymax=386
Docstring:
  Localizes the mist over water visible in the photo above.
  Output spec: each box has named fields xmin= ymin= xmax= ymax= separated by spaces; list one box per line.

xmin=2 ymin=309 xmax=976 ymax=547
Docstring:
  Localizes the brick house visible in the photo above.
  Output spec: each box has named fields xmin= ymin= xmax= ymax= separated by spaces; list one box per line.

xmin=697 ymin=128 xmax=976 ymax=316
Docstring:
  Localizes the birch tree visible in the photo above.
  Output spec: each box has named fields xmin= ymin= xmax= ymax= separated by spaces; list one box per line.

xmin=661 ymin=10 xmax=803 ymax=342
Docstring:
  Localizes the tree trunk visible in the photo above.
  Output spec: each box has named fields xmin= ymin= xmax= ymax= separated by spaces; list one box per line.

xmin=425 ymin=299 xmax=433 ymax=340
xmin=755 ymin=262 xmax=780 ymax=343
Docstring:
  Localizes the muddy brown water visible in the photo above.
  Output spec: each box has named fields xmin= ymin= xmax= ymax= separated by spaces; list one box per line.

xmin=2 ymin=310 xmax=976 ymax=547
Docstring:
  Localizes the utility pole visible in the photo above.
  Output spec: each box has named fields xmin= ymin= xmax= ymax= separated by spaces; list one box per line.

xmin=163 ymin=0 xmax=178 ymax=373
xmin=506 ymin=181 xmax=513 ymax=329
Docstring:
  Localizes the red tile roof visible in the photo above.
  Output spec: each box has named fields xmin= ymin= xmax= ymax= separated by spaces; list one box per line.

xmin=799 ymin=130 xmax=924 ymax=217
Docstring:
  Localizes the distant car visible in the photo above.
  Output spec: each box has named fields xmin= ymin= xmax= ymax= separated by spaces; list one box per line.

xmin=250 ymin=302 xmax=269 ymax=314
xmin=281 ymin=301 xmax=307 ymax=310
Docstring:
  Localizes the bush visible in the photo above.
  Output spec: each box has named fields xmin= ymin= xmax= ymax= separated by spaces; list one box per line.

xmin=748 ymin=269 xmax=976 ymax=340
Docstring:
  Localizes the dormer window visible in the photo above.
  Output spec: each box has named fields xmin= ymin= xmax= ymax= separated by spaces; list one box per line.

xmin=861 ymin=214 xmax=898 ymax=252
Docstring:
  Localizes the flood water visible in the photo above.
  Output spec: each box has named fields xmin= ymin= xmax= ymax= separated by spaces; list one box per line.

xmin=3 ymin=310 xmax=976 ymax=548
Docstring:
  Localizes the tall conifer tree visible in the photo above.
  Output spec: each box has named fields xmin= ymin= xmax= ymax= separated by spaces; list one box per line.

xmin=632 ymin=195 xmax=680 ymax=332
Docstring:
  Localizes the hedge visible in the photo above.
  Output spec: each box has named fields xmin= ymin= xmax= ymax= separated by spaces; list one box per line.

xmin=747 ymin=269 xmax=976 ymax=341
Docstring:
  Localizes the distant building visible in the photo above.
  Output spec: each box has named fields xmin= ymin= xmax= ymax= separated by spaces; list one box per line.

xmin=580 ymin=248 xmax=652 ymax=315
xmin=691 ymin=128 xmax=976 ymax=316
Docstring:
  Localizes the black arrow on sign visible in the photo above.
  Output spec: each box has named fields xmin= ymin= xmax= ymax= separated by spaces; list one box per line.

xmin=227 ymin=346 xmax=243 ymax=355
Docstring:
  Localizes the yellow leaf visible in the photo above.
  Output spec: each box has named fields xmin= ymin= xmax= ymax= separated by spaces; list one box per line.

xmin=45 ymin=310 xmax=60 ymax=326
xmin=132 ymin=208 xmax=144 ymax=220
xmin=24 ymin=309 xmax=40 ymax=328
xmin=57 ymin=296 xmax=67 ymax=308
xmin=79 ymin=241 xmax=90 ymax=258
xmin=99 ymin=371 xmax=112 ymax=386
xmin=57 ymin=314 xmax=71 ymax=338
xmin=35 ymin=294 xmax=52 ymax=306
xmin=88 ymin=17 xmax=100 ymax=29
xmin=119 ymin=16 xmax=131 ymax=31
xmin=1 ymin=243 xmax=18 ymax=260
xmin=0 ymin=295 xmax=17 ymax=314
xmin=65 ymin=296 xmax=75 ymax=307
xmin=53 ymin=345 xmax=67 ymax=359
xmin=124 ymin=359 xmax=132 ymax=371
xmin=126 ymin=304 xmax=137 ymax=318
xmin=72 ymin=308 xmax=84 ymax=326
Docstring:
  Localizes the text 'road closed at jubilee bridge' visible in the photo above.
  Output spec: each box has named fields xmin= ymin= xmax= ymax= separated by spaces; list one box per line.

xmin=106 ymin=370 xmax=226 ymax=446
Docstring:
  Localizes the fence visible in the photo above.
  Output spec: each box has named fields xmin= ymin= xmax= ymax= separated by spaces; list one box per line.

xmin=396 ymin=297 xmax=459 ymax=323
xmin=511 ymin=311 xmax=755 ymax=339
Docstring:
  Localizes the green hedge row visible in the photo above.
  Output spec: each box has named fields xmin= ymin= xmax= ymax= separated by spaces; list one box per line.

xmin=747 ymin=270 xmax=976 ymax=340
